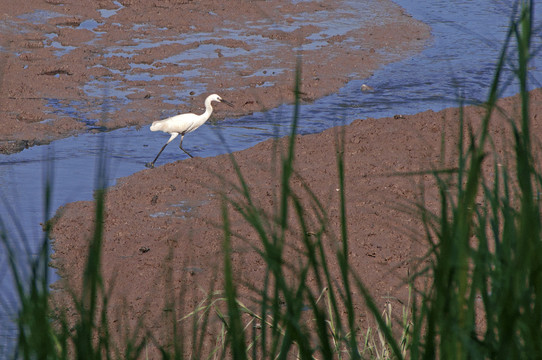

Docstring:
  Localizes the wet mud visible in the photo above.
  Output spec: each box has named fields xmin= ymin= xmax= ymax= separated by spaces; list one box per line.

xmin=0 ymin=0 xmax=429 ymax=153
xmin=0 ymin=0 xmax=465 ymax=355
xmin=50 ymin=88 xmax=542 ymax=356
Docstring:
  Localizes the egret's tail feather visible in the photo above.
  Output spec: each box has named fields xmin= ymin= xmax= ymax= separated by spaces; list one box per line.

xmin=150 ymin=121 xmax=163 ymax=131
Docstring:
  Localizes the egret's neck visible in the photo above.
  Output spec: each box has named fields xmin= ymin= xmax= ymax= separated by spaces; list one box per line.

xmin=203 ymin=99 xmax=214 ymax=117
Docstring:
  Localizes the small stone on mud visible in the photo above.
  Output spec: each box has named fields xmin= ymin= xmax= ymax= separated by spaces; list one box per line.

xmin=139 ymin=246 xmax=150 ymax=254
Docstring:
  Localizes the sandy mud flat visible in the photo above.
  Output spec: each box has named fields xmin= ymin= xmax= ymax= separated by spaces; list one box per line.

xmin=0 ymin=0 xmax=429 ymax=153
xmin=50 ymin=85 xmax=542 ymax=355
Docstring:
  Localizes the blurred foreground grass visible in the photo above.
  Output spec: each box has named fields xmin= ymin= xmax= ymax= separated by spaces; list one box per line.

xmin=1 ymin=1 xmax=541 ymax=359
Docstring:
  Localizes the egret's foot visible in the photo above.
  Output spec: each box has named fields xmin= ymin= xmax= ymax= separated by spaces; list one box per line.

xmin=145 ymin=162 xmax=155 ymax=168
xmin=180 ymin=147 xmax=194 ymax=158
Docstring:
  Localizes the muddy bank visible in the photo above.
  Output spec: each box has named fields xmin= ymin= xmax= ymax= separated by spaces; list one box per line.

xmin=50 ymin=87 xmax=542 ymax=355
xmin=0 ymin=0 xmax=429 ymax=153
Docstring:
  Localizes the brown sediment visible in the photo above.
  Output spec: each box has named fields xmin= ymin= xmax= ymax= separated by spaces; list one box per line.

xmin=0 ymin=0 xmax=430 ymax=153
xmin=50 ymin=88 xmax=542 ymax=356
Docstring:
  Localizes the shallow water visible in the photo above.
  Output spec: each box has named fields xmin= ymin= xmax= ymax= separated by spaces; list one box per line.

xmin=0 ymin=0 xmax=541 ymax=354
xmin=67 ymin=0 xmax=384 ymax=111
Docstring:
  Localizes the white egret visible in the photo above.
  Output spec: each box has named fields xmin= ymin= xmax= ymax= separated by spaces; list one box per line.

xmin=145 ymin=94 xmax=233 ymax=168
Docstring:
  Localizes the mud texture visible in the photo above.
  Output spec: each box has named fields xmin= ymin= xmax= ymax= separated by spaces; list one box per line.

xmin=0 ymin=0 xmax=429 ymax=153
xmin=50 ymin=88 xmax=542 ymax=356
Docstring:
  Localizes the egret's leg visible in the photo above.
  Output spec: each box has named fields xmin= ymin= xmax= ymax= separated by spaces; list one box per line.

xmin=145 ymin=133 xmax=179 ymax=168
xmin=179 ymin=134 xmax=193 ymax=158
xmin=145 ymin=142 xmax=169 ymax=168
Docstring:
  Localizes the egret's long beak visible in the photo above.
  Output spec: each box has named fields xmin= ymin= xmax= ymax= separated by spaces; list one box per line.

xmin=221 ymin=99 xmax=234 ymax=107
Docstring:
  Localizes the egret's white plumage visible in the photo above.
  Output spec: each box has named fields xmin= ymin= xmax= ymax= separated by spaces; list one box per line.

xmin=145 ymin=94 xmax=233 ymax=168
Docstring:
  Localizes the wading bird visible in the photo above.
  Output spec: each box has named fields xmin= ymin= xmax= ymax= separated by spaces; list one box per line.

xmin=145 ymin=94 xmax=233 ymax=168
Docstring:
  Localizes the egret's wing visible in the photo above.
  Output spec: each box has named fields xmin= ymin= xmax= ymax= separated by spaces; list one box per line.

xmin=183 ymin=114 xmax=207 ymax=133
xmin=157 ymin=113 xmax=197 ymax=134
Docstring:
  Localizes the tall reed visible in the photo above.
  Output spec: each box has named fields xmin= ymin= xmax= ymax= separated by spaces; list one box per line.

xmin=409 ymin=1 xmax=542 ymax=358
